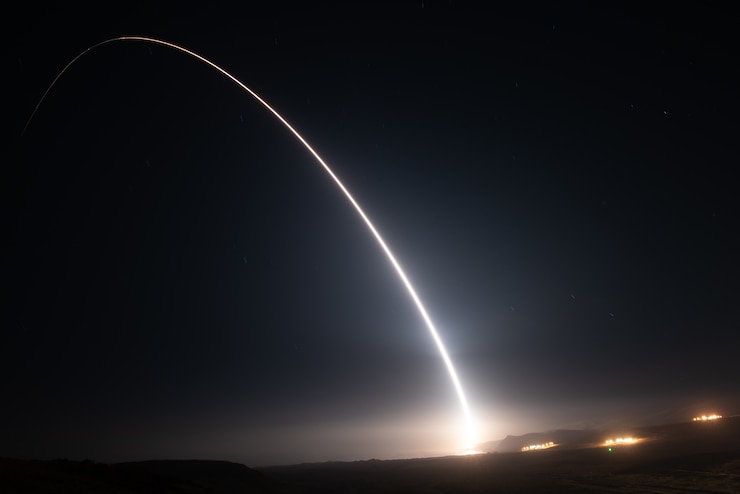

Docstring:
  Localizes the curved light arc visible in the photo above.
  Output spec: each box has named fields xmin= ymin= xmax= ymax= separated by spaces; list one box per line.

xmin=22 ymin=36 xmax=475 ymax=448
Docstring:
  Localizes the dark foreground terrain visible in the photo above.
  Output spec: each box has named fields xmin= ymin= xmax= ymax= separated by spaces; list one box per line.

xmin=3 ymin=417 xmax=740 ymax=493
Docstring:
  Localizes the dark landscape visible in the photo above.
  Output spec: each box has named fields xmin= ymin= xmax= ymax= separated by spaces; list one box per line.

xmin=5 ymin=4 xmax=740 ymax=493
xmin=3 ymin=415 xmax=739 ymax=493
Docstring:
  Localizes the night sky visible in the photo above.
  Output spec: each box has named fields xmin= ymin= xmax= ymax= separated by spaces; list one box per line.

xmin=4 ymin=3 xmax=739 ymax=467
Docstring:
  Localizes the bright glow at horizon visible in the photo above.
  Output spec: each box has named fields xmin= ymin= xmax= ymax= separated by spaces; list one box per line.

xmin=23 ymin=36 xmax=478 ymax=451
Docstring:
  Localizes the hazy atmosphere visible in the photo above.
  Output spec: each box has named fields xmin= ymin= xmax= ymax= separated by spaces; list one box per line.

xmin=5 ymin=3 xmax=739 ymax=467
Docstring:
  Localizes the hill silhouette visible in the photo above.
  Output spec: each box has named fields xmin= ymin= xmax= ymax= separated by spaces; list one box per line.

xmin=0 ymin=458 xmax=287 ymax=494
xmin=3 ymin=416 xmax=739 ymax=493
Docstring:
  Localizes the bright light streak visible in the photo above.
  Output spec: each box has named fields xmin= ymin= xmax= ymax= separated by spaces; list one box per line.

xmin=22 ymin=36 xmax=477 ymax=450
xmin=693 ymin=414 xmax=722 ymax=421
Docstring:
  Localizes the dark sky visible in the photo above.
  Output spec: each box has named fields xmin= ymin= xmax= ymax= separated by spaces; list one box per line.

xmin=4 ymin=3 xmax=739 ymax=466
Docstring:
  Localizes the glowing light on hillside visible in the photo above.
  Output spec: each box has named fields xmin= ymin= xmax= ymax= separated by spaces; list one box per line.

xmin=521 ymin=441 xmax=555 ymax=452
xmin=604 ymin=437 xmax=639 ymax=446
xmin=693 ymin=414 xmax=722 ymax=421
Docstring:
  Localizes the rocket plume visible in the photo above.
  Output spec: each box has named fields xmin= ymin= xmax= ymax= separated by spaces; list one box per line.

xmin=22 ymin=36 xmax=477 ymax=449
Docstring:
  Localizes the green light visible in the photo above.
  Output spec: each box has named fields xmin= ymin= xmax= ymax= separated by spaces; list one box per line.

xmin=608 ymin=447 xmax=612 ymax=452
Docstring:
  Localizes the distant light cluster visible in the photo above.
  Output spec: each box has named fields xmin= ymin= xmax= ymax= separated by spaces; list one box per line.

xmin=604 ymin=437 xmax=638 ymax=446
xmin=521 ymin=441 xmax=555 ymax=452
xmin=693 ymin=414 xmax=722 ymax=421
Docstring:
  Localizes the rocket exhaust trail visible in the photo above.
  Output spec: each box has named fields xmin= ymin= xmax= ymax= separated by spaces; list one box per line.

xmin=22 ymin=36 xmax=476 ymax=449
